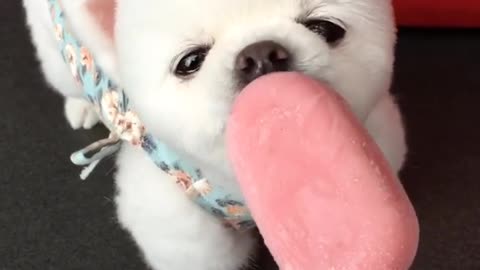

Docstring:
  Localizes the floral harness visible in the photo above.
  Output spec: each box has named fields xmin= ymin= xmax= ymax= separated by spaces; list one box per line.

xmin=48 ymin=0 xmax=255 ymax=231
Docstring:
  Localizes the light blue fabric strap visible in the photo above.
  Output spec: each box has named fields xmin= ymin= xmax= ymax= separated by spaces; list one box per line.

xmin=48 ymin=0 xmax=255 ymax=231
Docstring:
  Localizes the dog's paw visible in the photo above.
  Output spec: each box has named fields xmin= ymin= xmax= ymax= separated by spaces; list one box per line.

xmin=64 ymin=97 xmax=100 ymax=130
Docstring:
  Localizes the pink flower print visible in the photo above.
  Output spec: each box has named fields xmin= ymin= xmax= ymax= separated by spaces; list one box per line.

xmin=226 ymin=205 xmax=247 ymax=217
xmin=171 ymin=170 xmax=193 ymax=191
xmin=101 ymin=90 xmax=120 ymax=123
xmin=50 ymin=6 xmax=56 ymax=20
xmin=80 ymin=47 xmax=94 ymax=73
xmin=54 ymin=24 xmax=63 ymax=41
xmin=100 ymin=91 xmax=146 ymax=146
xmin=64 ymin=44 xmax=79 ymax=83
xmin=117 ymin=111 xmax=145 ymax=146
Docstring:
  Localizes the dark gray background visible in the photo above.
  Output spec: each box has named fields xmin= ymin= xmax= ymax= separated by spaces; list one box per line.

xmin=1 ymin=1 xmax=480 ymax=269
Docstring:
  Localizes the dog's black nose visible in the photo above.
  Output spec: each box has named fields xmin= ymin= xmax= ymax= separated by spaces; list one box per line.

xmin=235 ymin=41 xmax=290 ymax=85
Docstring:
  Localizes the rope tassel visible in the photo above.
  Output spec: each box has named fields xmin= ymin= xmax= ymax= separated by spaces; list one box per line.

xmin=70 ymin=134 xmax=121 ymax=179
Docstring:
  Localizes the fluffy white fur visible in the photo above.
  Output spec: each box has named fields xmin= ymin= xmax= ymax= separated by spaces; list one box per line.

xmin=23 ymin=0 xmax=406 ymax=269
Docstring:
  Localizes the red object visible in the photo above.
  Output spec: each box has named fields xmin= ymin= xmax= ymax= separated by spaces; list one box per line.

xmin=394 ymin=0 xmax=480 ymax=27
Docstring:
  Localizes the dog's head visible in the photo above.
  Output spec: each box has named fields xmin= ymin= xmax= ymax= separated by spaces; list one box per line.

xmin=107 ymin=0 xmax=396 ymax=168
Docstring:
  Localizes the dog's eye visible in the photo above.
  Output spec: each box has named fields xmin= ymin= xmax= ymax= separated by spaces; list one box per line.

xmin=303 ymin=20 xmax=345 ymax=44
xmin=175 ymin=48 xmax=208 ymax=77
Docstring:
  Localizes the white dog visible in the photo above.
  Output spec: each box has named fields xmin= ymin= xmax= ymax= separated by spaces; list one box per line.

xmin=23 ymin=0 xmax=406 ymax=269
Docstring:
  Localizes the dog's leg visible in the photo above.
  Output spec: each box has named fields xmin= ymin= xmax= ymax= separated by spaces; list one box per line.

xmin=365 ymin=93 xmax=407 ymax=173
xmin=115 ymin=145 xmax=257 ymax=270
xmin=64 ymin=97 xmax=100 ymax=130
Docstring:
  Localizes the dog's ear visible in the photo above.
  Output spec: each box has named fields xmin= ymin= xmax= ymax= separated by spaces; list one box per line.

xmin=86 ymin=0 xmax=116 ymax=41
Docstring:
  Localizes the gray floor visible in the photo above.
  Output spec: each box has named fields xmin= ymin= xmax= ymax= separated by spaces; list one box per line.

xmin=2 ymin=1 xmax=480 ymax=269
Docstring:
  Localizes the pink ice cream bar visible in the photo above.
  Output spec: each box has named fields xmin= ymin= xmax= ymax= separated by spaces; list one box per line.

xmin=227 ymin=72 xmax=419 ymax=270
